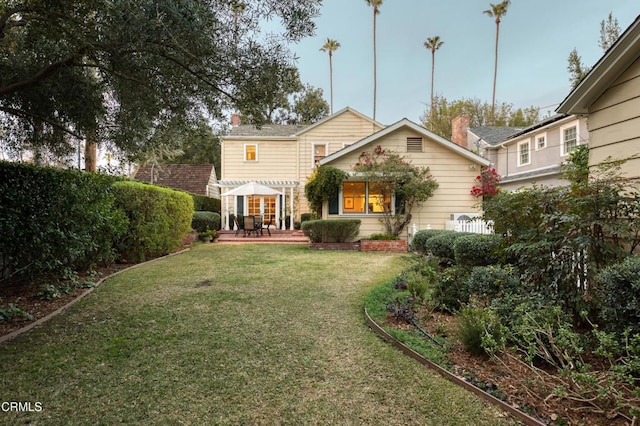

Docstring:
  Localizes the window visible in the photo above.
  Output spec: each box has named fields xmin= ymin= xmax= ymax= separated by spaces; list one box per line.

xmin=406 ymin=137 xmax=423 ymax=152
xmin=342 ymin=182 xmax=390 ymax=215
xmin=517 ymin=140 xmax=530 ymax=166
xmin=244 ymin=144 xmax=257 ymax=161
xmin=562 ymin=125 xmax=578 ymax=156
xmin=535 ymin=133 xmax=546 ymax=150
xmin=312 ymin=143 xmax=328 ymax=166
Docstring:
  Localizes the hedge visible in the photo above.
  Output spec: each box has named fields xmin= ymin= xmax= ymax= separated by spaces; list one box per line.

xmin=192 ymin=194 xmax=220 ymax=213
xmin=453 ymin=234 xmax=502 ymax=267
xmin=301 ymin=219 xmax=361 ymax=243
xmin=0 ymin=161 xmax=126 ymax=281
xmin=410 ymin=229 xmax=449 ymax=254
xmin=422 ymin=231 xmax=470 ymax=264
xmin=113 ymin=181 xmax=194 ymax=262
xmin=192 ymin=211 xmax=221 ymax=232
xmin=597 ymin=256 xmax=640 ymax=333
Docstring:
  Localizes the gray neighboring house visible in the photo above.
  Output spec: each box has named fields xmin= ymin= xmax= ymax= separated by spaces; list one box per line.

xmin=451 ymin=113 xmax=588 ymax=191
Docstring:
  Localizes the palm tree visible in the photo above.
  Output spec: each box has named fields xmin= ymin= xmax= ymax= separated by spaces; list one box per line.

xmin=320 ymin=38 xmax=341 ymax=114
xmin=423 ymin=36 xmax=444 ymax=124
xmin=365 ymin=0 xmax=382 ymax=120
xmin=483 ymin=0 xmax=510 ymax=123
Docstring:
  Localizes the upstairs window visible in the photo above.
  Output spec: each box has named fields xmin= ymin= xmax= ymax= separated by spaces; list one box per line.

xmin=517 ymin=140 xmax=530 ymax=166
xmin=535 ymin=134 xmax=546 ymax=150
xmin=244 ymin=144 xmax=257 ymax=161
xmin=406 ymin=137 xmax=423 ymax=152
xmin=562 ymin=125 xmax=578 ymax=156
xmin=313 ymin=143 xmax=328 ymax=166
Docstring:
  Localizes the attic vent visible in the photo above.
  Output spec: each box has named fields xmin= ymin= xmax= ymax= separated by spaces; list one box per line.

xmin=406 ymin=137 xmax=423 ymax=152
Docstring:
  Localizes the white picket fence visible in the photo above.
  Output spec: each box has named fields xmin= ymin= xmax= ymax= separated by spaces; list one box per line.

xmin=445 ymin=219 xmax=494 ymax=234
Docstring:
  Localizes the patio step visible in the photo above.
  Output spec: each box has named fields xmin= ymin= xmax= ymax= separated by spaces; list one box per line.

xmin=216 ymin=229 xmax=308 ymax=244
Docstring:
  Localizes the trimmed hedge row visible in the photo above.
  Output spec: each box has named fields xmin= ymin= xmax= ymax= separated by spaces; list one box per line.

xmin=192 ymin=211 xmax=221 ymax=232
xmin=113 ymin=181 xmax=194 ymax=263
xmin=301 ymin=219 xmax=361 ymax=243
xmin=192 ymin=194 xmax=220 ymax=213
xmin=0 ymin=162 xmax=195 ymax=281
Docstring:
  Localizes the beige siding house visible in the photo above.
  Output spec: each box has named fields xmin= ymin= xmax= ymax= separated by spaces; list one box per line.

xmin=319 ymin=119 xmax=491 ymax=239
xmin=558 ymin=15 xmax=640 ymax=179
xmin=219 ymin=107 xmax=383 ymax=230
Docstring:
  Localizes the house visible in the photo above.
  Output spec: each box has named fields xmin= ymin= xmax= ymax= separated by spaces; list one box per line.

xmin=132 ymin=164 xmax=220 ymax=198
xmin=452 ymin=113 xmax=588 ymax=191
xmin=219 ymin=107 xmax=384 ymax=230
xmin=557 ymin=15 xmax=640 ymax=180
xmin=220 ymin=108 xmax=490 ymax=238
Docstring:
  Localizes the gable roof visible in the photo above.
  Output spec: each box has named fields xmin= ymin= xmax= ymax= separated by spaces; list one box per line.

xmin=319 ymin=118 xmax=491 ymax=166
xmin=558 ymin=15 xmax=640 ymax=114
xmin=295 ymin=107 xmax=383 ymax=136
xmin=132 ymin=164 xmax=218 ymax=197
xmin=468 ymin=126 xmax=524 ymax=146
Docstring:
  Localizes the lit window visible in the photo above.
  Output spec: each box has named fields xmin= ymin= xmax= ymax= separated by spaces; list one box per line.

xmin=562 ymin=125 xmax=578 ymax=155
xmin=342 ymin=182 xmax=390 ymax=214
xmin=245 ymin=144 xmax=257 ymax=161
xmin=518 ymin=140 xmax=530 ymax=166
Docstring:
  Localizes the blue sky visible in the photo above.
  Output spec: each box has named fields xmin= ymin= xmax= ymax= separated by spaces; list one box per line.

xmin=287 ymin=0 xmax=638 ymax=125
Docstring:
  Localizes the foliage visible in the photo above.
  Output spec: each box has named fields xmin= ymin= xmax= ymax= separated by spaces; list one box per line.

xmin=0 ymin=0 xmax=321 ymax=161
xmin=305 ymin=165 xmax=349 ymax=216
xmin=431 ymin=266 xmax=471 ymax=313
xmin=112 ymin=181 xmax=194 ymax=262
xmin=366 ymin=233 xmax=399 ymax=240
xmin=458 ymin=303 xmax=505 ymax=356
xmin=465 ymin=265 xmax=520 ymax=304
xmin=421 ymin=95 xmax=539 ymax=139
xmin=192 ymin=212 xmax=221 ymax=233
xmin=453 ymin=234 xmax=502 ymax=267
xmin=567 ymin=48 xmax=590 ymax=89
xmin=290 ymin=84 xmax=330 ymax=124
xmin=353 ymin=146 xmax=439 ymax=236
xmin=597 ymin=256 xmax=640 ymax=334
xmin=410 ymin=229 xmax=449 ymax=254
xmin=169 ymin=119 xmax=222 ymax=175
xmin=192 ymin=194 xmax=221 ymax=213
xmin=0 ymin=300 xmax=34 ymax=321
xmin=301 ymin=219 xmax=361 ymax=243
xmin=300 ymin=213 xmax=316 ymax=224
xmin=0 ymin=161 xmax=127 ymax=281
xmin=470 ymin=167 xmax=500 ymax=198
xmin=422 ymin=231 xmax=469 ymax=266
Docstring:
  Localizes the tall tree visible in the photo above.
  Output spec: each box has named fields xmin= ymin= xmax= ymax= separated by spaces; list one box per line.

xmin=319 ymin=38 xmax=340 ymax=114
xmin=0 ymin=0 xmax=321 ymax=169
xmin=291 ymin=84 xmax=329 ymax=124
xmin=365 ymin=0 xmax=382 ymax=120
xmin=567 ymin=48 xmax=589 ymax=89
xmin=483 ymin=0 xmax=511 ymax=123
xmin=423 ymin=36 xmax=444 ymax=130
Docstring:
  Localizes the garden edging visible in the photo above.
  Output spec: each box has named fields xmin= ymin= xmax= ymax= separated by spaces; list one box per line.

xmin=364 ymin=307 xmax=545 ymax=426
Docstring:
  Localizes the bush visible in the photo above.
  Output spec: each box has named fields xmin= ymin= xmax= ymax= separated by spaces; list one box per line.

xmin=458 ymin=304 xmax=505 ymax=356
xmin=191 ymin=211 xmax=221 ymax=232
xmin=0 ymin=162 xmax=127 ymax=281
xmin=410 ymin=229 xmax=449 ymax=254
xmin=192 ymin=194 xmax=221 ymax=213
xmin=431 ymin=266 xmax=470 ymax=313
xmin=453 ymin=234 xmax=502 ymax=267
xmin=300 ymin=213 xmax=315 ymax=223
xmin=113 ymin=181 xmax=194 ymax=262
xmin=423 ymin=231 xmax=469 ymax=265
xmin=597 ymin=256 xmax=640 ymax=334
xmin=466 ymin=265 xmax=520 ymax=304
xmin=301 ymin=219 xmax=361 ymax=243
xmin=367 ymin=233 xmax=399 ymax=240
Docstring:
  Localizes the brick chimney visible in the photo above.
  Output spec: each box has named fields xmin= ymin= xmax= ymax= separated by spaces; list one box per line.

xmin=231 ymin=113 xmax=241 ymax=127
xmin=451 ymin=114 xmax=470 ymax=148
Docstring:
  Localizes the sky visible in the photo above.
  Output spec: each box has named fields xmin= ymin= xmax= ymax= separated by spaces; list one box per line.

xmin=285 ymin=0 xmax=639 ymax=125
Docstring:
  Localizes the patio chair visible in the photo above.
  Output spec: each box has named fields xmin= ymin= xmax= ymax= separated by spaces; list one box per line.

xmin=243 ymin=215 xmax=260 ymax=237
xmin=233 ymin=216 xmax=244 ymax=237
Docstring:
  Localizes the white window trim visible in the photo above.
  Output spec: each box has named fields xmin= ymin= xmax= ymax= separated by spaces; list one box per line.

xmin=312 ymin=143 xmax=329 ymax=168
xmin=244 ymin=144 xmax=258 ymax=162
xmin=517 ymin=140 xmax=531 ymax=167
xmin=535 ymin=132 xmax=547 ymax=150
xmin=560 ymin=122 xmax=579 ymax=157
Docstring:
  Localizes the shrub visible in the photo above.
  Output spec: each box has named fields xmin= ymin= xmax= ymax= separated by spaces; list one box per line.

xmin=300 ymin=213 xmax=315 ymax=223
xmin=410 ymin=229 xmax=449 ymax=254
xmin=301 ymin=219 xmax=361 ymax=243
xmin=431 ymin=266 xmax=470 ymax=313
xmin=458 ymin=304 xmax=505 ymax=356
xmin=453 ymin=234 xmax=502 ymax=267
xmin=191 ymin=211 xmax=221 ymax=232
xmin=597 ymin=256 xmax=640 ymax=334
xmin=192 ymin=194 xmax=221 ymax=213
xmin=404 ymin=267 xmax=436 ymax=305
xmin=366 ymin=233 xmax=399 ymax=240
xmin=113 ymin=181 xmax=194 ymax=262
xmin=0 ymin=162 xmax=127 ymax=281
xmin=423 ymin=231 xmax=469 ymax=265
xmin=466 ymin=265 xmax=520 ymax=304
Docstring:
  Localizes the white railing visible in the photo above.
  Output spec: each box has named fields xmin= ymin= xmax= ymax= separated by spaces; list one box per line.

xmin=445 ymin=219 xmax=494 ymax=234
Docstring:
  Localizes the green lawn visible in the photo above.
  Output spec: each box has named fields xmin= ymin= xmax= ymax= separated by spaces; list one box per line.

xmin=0 ymin=244 xmax=511 ymax=425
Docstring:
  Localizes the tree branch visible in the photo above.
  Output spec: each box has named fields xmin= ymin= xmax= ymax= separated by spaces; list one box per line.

xmin=0 ymin=106 xmax=84 ymax=139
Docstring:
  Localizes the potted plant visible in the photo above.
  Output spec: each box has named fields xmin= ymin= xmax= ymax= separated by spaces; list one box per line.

xmin=199 ymin=229 xmax=218 ymax=243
